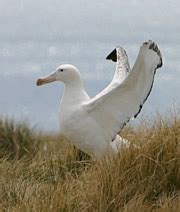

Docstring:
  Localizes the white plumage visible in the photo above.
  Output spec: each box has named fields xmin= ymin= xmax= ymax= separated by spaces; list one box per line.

xmin=36 ymin=41 xmax=162 ymax=159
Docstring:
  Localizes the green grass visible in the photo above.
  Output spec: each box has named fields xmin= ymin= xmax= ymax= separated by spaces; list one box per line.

xmin=0 ymin=112 xmax=179 ymax=211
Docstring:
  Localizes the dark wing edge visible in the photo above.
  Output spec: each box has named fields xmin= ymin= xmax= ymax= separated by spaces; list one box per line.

xmin=106 ymin=48 xmax=117 ymax=62
xmin=133 ymin=41 xmax=163 ymax=119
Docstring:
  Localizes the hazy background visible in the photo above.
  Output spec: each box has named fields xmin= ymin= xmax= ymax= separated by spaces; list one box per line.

xmin=0 ymin=0 xmax=180 ymax=131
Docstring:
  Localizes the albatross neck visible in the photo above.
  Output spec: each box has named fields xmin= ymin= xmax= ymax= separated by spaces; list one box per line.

xmin=62 ymin=78 xmax=90 ymax=105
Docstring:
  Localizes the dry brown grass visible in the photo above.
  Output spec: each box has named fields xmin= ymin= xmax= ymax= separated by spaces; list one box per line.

xmin=0 ymin=111 xmax=179 ymax=211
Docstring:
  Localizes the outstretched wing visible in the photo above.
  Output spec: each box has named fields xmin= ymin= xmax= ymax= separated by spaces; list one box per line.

xmin=106 ymin=46 xmax=130 ymax=84
xmin=84 ymin=41 xmax=162 ymax=142
xmin=94 ymin=47 xmax=130 ymax=100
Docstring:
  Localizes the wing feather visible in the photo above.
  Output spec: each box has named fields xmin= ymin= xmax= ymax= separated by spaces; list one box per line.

xmin=94 ymin=47 xmax=130 ymax=100
xmin=106 ymin=46 xmax=130 ymax=83
xmin=84 ymin=41 xmax=162 ymax=142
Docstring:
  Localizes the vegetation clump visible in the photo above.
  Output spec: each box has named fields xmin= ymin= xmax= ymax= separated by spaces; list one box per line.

xmin=0 ymin=112 xmax=179 ymax=211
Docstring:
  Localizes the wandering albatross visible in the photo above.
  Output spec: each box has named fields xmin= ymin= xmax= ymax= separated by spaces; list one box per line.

xmin=36 ymin=40 xmax=162 ymax=159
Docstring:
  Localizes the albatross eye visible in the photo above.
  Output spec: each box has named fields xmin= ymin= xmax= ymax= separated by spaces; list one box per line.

xmin=59 ymin=69 xmax=63 ymax=72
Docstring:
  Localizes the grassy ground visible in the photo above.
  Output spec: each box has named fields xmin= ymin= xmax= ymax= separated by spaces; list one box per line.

xmin=0 ymin=112 xmax=179 ymax=211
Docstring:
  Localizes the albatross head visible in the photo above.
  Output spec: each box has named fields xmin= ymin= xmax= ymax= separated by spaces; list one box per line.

xmin=36 ymin=64 xmax=81 ymax=86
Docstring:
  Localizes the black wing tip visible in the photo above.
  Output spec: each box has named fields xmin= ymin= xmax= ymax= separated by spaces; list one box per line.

xmin=106 ymin=48 xmax=117 ymax=62
xmin=106 ymin=46 xmax=126 ymax=62
xmin=157 ymin=57 xmax=163 ymax=69
xmin=143 ymin=40 xmax=163 ymax=69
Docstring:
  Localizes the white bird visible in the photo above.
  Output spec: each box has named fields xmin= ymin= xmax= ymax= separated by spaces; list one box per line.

xmin=36 ymin=41 xmax=162 ymax=159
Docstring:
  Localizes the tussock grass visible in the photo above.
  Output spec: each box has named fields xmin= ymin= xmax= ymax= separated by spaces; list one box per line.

xmin=0 ymin=118 xmax=40 ymax=160
xmin=0 ymin=112 xmax=179 ymax=211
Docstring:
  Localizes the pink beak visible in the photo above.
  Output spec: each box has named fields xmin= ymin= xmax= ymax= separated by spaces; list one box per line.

xmin=36 ymin=74 xmax=56 ymax=86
